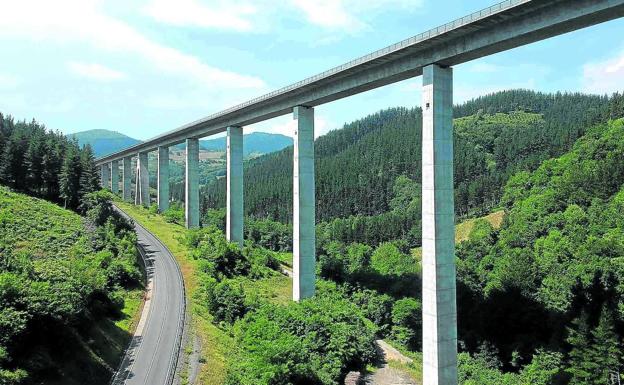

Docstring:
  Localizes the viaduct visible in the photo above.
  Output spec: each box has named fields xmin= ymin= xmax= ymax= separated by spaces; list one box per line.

xmin=95 ymin=1 xmax=624 ymax=384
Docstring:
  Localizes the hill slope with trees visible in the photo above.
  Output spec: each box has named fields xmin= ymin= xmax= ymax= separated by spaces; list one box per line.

xmin=202 ymin=90 xmax=613 ymax=224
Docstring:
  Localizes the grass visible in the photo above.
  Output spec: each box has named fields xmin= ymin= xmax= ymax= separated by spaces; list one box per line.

xmin=241 ymin=274 xmax=292 ymax=305
xmin=412 ymin=210 xmax=505 ymax=258
xmin=115 ymin=201 xmax=231 ymax=385
xmin=114 ymin=288 xmax=145 ymax=333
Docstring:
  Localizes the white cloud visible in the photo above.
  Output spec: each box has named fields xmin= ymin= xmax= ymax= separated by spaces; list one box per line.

xmin=583 ymin=51 xmax=624 ymax=94
xmin=68 ymin=62 xmax=126 ymax=81
xmin=143 ymin=0 xmax=257 ymax=32
xmin=290 ymin=0 xmax=424 ymax=33
xmin=0 ymin=0 xmax=265 ymax=89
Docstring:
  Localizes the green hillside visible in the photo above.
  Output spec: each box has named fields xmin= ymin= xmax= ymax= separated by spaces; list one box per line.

xmin=69 ymin=129 xmax=141 ymax=158
xmin=0 ymin=187 xmax=142 ymax=384
xmin=199 ymin=132 xmax=292 ymax=156
xmin=202 ymin=90 xmax=611 ymax=224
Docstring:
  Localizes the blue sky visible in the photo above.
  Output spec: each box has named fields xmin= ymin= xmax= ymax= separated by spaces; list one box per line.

xmin=0 ymin=0 xmax=623 ymax=140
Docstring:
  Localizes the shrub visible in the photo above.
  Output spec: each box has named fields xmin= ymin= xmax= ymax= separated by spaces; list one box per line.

xmin=391 ymin=298 xmax=421 ymax=350
xmin=163 ymin=206 xmax=184 ymax=224
xmin=227 ymin=293 xmax=378 ymax=385
xmin=206 ymin=279 xmax=247 ymax=324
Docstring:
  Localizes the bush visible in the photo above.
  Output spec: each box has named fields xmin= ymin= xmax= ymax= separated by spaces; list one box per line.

xmin=370 ymin=241 xmax=417 ymax=277
xmin=227 ymin=293 xmax=378 ymax=385
xmin=163 ymin=206 xmax=184 ymax=225
xmin=350 ymin=289 xmax=393 ymax=335
xmin=206 ymin=279 xmax=247 ymax=324
xmin=391 ymin=298 xmax=421 ymax=350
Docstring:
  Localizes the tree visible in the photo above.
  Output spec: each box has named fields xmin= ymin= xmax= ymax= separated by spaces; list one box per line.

xmin=78 ymin=144 xmax=99 ymax=201
xmin=59 ymin=144 xmax=82 ymax=209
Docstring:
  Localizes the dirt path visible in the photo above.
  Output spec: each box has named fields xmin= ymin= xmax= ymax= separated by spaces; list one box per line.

xmin=361 ymin=340 xmax=419 ymax=385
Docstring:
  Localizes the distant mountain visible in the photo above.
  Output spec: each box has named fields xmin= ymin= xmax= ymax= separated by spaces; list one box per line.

xmin=199 ymin=132 xmax=292 ymax=156
xmin=69 ymin=129 xmax=141 ymax=157
xmin=70 ymin=129 xmax=292 ymax=158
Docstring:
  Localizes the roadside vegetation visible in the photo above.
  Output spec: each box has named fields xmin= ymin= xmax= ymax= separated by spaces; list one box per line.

xmin=0 ymin=113 xmax=143 ymax=385
xmin=0 ymin=188 xmax=143 ymax=384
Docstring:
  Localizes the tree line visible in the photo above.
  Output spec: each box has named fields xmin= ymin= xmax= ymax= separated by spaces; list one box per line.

xmin=0 ymin=113 xmax=100 ymax=210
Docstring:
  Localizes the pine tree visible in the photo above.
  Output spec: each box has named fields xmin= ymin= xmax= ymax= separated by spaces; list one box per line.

xmin=566 ymin=312 xmax=595 ymax=385
xmin=59 ymin=144 xmax=82 ymax=209
xmin=79 ymin=144 xmax=99 ymax=201
xmin=591 ymin=307 xmax=622 ymax=385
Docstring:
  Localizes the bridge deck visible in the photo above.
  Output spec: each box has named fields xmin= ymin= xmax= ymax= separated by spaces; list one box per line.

xmin=96 ymin=0 xmax=624 ymax=164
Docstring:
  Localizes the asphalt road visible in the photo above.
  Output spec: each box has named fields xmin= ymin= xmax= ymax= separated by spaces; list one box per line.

xmin=111 ymin=206 xmax=186 ymax=385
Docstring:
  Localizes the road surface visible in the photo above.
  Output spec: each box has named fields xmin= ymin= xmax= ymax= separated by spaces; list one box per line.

xmin=111 ymin=206 xmax=186 ymax=385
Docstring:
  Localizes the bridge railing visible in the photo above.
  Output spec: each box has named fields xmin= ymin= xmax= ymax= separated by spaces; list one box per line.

xmin=192 ymin=0 xmax=527 ymax=124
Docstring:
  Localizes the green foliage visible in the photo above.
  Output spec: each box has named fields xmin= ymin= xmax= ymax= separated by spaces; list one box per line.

xmin=163 ymin=203 xmax=184 ymax=224
xmin=370 ymin=241 xmax=417 ymax=277
xmin=226 ymin=292 xmax=378 ymax=385
xmin=0 ymin=113 xmax=99 ymax=209
xmin=205 ymin=279 xmax=248 ymax=324
xmin=391 ymin=298 xmax=421 ymax=350
xmin=203 ymin=91 xmax=610 ymax=226
xmin=0 ymin=186 xmax=140 ymax=382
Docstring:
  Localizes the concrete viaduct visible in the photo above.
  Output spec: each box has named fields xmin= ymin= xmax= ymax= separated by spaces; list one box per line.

xmin=95 ymin=1 xmax=624 ymax=384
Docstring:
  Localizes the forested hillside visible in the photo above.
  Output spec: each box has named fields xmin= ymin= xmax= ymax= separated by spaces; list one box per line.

xmin=0 ymin=113 xmax=100 ymax=210
xmin=1 ymin=113 xmax=143 ymax=384
xmin=454 ymin=117 xmax=624 ymax=383
xmin=0 ymin=188 xmax=142 ymax=384
xmin=202 ymin=91 xmax=614 ymax=225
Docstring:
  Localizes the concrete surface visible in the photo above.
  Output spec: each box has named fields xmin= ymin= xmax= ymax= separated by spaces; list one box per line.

xmin=185 ymin=138 xmax=199 ymax=228
xmin=135 ymin=152 xmax=150 ymax=207
xmin=111 ymin=160 xmax=119 ymax=194
xmin=101 ymin=163 xmax=110 ymax=190
xmin=123 ymin=156 xmax=132 ymax=202
xmin=158 ymin=146 xmax=170 ymax=212
xmin=421 ymin=64 xmax=457 ymax=385
xmin=292 ymin=105 xmax=316 ymax=301
xmin=226 ymin=126 xmax=244 ymax=247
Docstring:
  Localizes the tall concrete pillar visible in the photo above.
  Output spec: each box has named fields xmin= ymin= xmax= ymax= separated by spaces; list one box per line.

xmin=292 ymin=106 xmax=315 ymax=301
xmin=110 ymin=160 xmax=119 ymax=194
xmin=226 ymin=126 xmax=244 ymax=247
xmin=122 ymin=156 xmax=132 ymax=202
xmin=100 ymin=163 xmax=110 ymax=190
xmin=421 ymin=64 xmax=457 ymax=385
xmin=157 ymin=146 xmax=170 ymax=212
xmin=135 ymin=151 xmax=150 ymax=207
xmin=185 ymin=138 xmax=200 ymax=228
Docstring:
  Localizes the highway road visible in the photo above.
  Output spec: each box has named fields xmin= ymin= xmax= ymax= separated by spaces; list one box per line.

xmin=111 ymin=206 xmax=186 ymax=385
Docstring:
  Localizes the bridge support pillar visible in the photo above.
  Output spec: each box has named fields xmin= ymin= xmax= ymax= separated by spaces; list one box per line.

xmin=185 ymin=138 xmax=200 ymax=228
xmin=110 ymin=160 xmax=119 ymax=194
xmin=158 ymin=146 xmax=170 ymax=212
xmin=135 ymin=152 xmax=150 ymax=207
xmin=226 ymin=126 xmax=244 ymax=247
xmin=123 ymin=156 xmax=132 ymax=202
xmin=421 ymin=64 xmax=457 ymax=385
xmin=292 ymin=106 xmax=315 ymax=301
xmin=100 ymin=163 xmax=110 ymax=190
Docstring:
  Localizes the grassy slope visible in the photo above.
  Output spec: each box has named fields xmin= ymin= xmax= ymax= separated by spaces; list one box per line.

xmin=411 ymin=210 xmax=505 ymax=260
xmin=0 ymin=187 xmax=143 ymax=385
